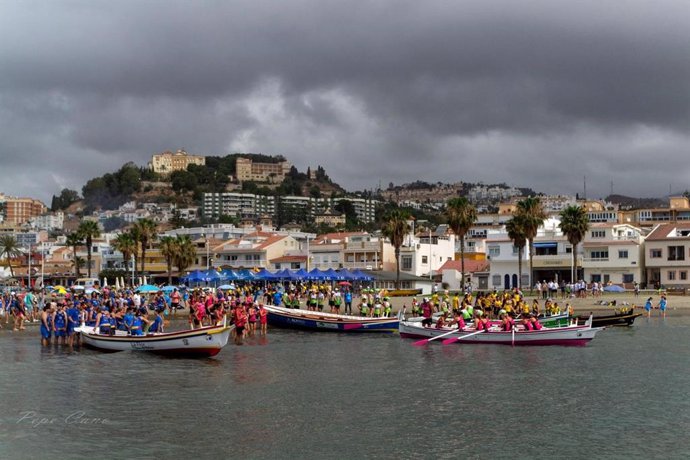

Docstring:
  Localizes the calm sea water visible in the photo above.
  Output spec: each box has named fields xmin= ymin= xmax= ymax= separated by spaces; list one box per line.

xmin=1 ymin=315 xmax=689 ymax=460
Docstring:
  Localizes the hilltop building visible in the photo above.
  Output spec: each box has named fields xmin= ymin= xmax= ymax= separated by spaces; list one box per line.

xmin=235 ymin=157 xmax=291 ymax=183
xmin=149 ymin=149 xmax=205 ymax=174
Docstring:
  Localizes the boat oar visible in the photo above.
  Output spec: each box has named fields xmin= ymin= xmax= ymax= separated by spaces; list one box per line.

xmin=441 ymin=328 xmax=486 ymax=345
xmin=412 ymin=326 xmax=460 ymax=346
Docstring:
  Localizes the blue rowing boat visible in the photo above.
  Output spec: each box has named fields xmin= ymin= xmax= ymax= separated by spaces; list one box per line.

xmin=264 ymin=305 xmax=399 ymax=332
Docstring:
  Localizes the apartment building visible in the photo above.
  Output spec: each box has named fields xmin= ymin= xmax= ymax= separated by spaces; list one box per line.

xmin=581 ymin=223 xmax=646 ymax=286
xmin=0 ymin=193 xmax=47 ymax=225
xmin=235 ymin=157 xmax=292 ymax=183
xmin=644 ymin=223 xmax=690 ymax=289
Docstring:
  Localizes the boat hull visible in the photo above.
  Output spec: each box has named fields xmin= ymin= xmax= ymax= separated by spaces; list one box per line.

xmin=399 ymin=322 xmax=602 ymax=346
xmin=265 ymin=306 xmax=399 ymax=332
xmin=576 ymin=312 xmax=642 ymax=327
xmin=81 ymin=324 xmax=233 ymax=357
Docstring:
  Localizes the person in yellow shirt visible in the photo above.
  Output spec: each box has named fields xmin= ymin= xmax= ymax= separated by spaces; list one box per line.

xmin=452 ymin=293 xmax=460 ymax=313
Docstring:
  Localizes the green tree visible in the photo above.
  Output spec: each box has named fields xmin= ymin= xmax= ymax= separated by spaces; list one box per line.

xmin=111 ymin=232 xmax=137 ymax=274
xmin=445 ymin=197 xmax=477 ymax=288
xmin=505 ymin=215 xmax=528 ymax=290
xmin=159 ymin=236 xmax=177 ymax=285
xmin=381 ymin=209 xmax=411 ymax=289
xmin=515 ymin=197 xmax=547 ymax=289
xmin=173 ymin=235 xmax=197 ymax=274
xmin=50 ymin=188 xmax=80 ymax=211
xmin=132 ymin=219 xmax=158 ymax=274
xmin=0 ymin=235 xmax=22 ymax=278
xmin=78 ymin=220 xmax=101 ymax=278
xmin=65 ymin=231 xmax=84 ymax=278
xmin=559 ymin=204 xmax=590 ymax=283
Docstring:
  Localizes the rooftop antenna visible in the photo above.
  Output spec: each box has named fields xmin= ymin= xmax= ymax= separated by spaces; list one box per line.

xmin=610 ymin=180 xmax=614 ymax=197
xmin=583 ymin=176 xmax=587 ymax=201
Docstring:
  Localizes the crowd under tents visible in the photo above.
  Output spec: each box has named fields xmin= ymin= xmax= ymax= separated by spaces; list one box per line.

xmin=180 ymin=268 xmax=374 ymax=285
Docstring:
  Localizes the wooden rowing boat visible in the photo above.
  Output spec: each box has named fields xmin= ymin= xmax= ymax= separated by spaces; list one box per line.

xmin=76 ymin=321 xmax=233 ymax=357
xmin=576 ymin=310 xmax=643 ymax=327
xmin=264 ymin=305 xmax=399 ymax=332
xmin=399 ymin=317 xmax=602 ymax=346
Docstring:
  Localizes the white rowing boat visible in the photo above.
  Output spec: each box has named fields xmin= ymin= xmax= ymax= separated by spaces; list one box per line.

xmin=76 ymin=320 xmax=233 ymax=357
xmin=400 ymin=316 xmax=602 ymax=346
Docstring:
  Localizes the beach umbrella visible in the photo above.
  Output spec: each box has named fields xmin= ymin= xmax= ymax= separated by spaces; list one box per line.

xmin=161 ymin=285 xmax=177 ymax=293
xmin=603 ymin=285 xmax=625 ymax=293
xmin=52 ymin=286 xmax=67 ymax=295
xmin=115 ymin=278 xmax=121 ymax=290
xmin=218 ymin=284 xmax=235 ymax=290
xmin=136 ymin=284 xmax=161 ymax=293
xmin=338 ymin=281 xmax=352 ymax=286
xmin=85 ymin=288 xmax=100 ymax=295
xmin=102 ymin=277 xmax=108 ymax=287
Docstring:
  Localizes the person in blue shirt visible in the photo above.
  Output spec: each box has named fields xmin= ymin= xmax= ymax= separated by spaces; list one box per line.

xmin=52 ymin=303 xmax=68 ymax=345
xmin=658 ymin=295 xmax=667 ymax=318
xmin=40 ymin=305 xmax=52 ymax=346
xmin=123 ymin=308 xmax=135 ymax=334
xmin=644 ymin=297 xmax=653 ymax=318
xmin=130 ymin=311 xmax=144 ymax=336
xmin=66 ymin=301 xmax=81 ymax=347
xmin=273 ymin=290 xmax=283 ymax=307
xmin=148 ymin=308 xmax=164 ymax=334
xmin=344 ymin=290 xmax=353 ymax=315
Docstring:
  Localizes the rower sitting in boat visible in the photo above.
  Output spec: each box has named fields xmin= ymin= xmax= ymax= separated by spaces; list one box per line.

xmin=130 ymin=311 xmax=145 ymax=336
xmin=435 ymin=313 xmax=448 ymax=329
xmin=529 ymin=315 xmax=543 ymax=330
xmin=500 ymin=313 xmax=514 ymax=332
xmin=449 ymin=311 xmax=466 ymax=330
xmin=521 ymin=315 xmax=534 ymax=331
xmin=474 ymin=313 xmax=490 ymax=332
xmin=148 ymin=308 xmax=164 ymax=334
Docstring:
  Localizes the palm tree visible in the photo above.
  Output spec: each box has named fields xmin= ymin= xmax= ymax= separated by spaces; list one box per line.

xmin=505 ymin=215 xmax=528 ymax=290
xmin=515 ymin=197 xmax=547 ymax=290
xmin=112 ymin=232 xmax=137 ymax=275
xmin=159 ymin=236 xmax=177 ymax=285
xmin=173 ymin=235 xmax=196 ymax=275
xmin=132 ymin=219 xmax=158 ymax=274
xmin=71 ymin=256 xmax=86 ymax=274
xmin=445 ymin=197 xmax=477 ymax=289
xmin=78 ymin=220 xmax=101 ymax=278
xmin=381 ymin=209 xmax=411 ymax=289
xmin=559 ymin=204 xmax=590 ymax=283
xmin=65 ymin=231 xmax=84 ymax=277
xmin=0 ymin=235 xmax=22 ymax=278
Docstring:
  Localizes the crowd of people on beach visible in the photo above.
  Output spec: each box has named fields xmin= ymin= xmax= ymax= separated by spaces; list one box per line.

xmin=0 ymin=277 xmax=672 ymax=345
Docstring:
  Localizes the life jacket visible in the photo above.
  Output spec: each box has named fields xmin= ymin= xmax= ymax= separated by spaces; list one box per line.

xmin=533 ymin=320 xmax=543 ymax=330
xmin=523 ymin=321 xmax=533 ymax=331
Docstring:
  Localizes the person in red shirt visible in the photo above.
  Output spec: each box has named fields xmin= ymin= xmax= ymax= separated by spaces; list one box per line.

xmin=258 ymin=304 xmax=268 ymax=334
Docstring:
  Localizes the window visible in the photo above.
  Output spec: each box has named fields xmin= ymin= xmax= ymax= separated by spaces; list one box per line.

xmin=591 ymin=230 xmax=605 ymax=238
xmin=492 ymin=275 xmax=501 ymax=287
xmin=618 ymin=250 xmax=628 ymax=259
xmin=668 ymin=246 xmax=685 ymax=261
xmin=590 ymin=250 xmax=609 ymax=260
xmin=591 ymin=274 xmax=601 ymax=282
xmin=401 ymin=256 xmax=412 ymax=270
xmin=421 ymin=256 xmax=428 ymax=264
xmin=650 ymin=249 xmax=662 ymax=258
xmin=488 ymin=246 xmax=500 ymax=257
xmin=565 ymin=246 xmax=572 ymax=254
xmin=603 ymin=274 xmax=610 ymax=284
xmin=512 ymin=245 xmax=519 ymax=255
xmin=680 ymin=271 xmax=687 ymax=281
xmin=668 ymin=271 xmax=676 ymax=281
xmin=622 ymin=274 xmax=634 ymax=283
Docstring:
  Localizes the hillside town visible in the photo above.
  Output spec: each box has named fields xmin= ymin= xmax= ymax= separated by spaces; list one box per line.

xmin=2 ymin=152 xmax=690 ymax=294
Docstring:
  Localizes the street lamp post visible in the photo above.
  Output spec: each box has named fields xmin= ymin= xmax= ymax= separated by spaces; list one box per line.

xmin=131 ymin=254 xmax=135 ymax=287
xmin=306 ymin=235 xmax=310 ymax=271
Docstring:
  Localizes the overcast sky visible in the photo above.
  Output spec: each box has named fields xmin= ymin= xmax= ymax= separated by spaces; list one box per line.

xmin=1 ymin=0 xmax=688 ymax=204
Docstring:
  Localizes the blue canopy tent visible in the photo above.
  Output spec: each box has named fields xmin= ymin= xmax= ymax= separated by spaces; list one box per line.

xmin=337 ymin=269 xmax=358 ymax=281
xmin=182 ymin=270 xmax=206 ymax=284
xmin=278 ymin=269 xmax=300 ymax=281
xmin=307 ymin=268 xmax=326 ymax=280
xmin=351 ymin=269 xmax=374 ymax=282
xmin=321 ymin=268 xmax=341 ymax=280
xmin=603 ymin=285 xmax=626 ymax=293
xmin=220 ymin=269 xmax=240 ymax=281
xmin=202 ymin=269 xmax=222 ymax=285
xmin=235 ymin=269 xmax=257 ymax=281
xmin=292 ymin=268 xmax=309 ymax=280
xmin=255 ymin=268 xmax=277 ymax=280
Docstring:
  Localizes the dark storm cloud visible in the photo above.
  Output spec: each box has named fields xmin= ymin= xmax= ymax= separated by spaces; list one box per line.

xmin=1 ymin=0 xmax=688 ymax=203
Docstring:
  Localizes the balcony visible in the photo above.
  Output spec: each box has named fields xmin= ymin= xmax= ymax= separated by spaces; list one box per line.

xmin=582 ymin=257 xmax=609 ymax=262
xmin=344 ymin=241 xmax=380 ymax=251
